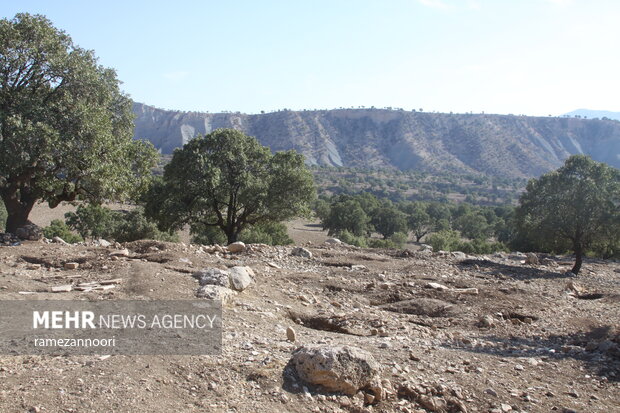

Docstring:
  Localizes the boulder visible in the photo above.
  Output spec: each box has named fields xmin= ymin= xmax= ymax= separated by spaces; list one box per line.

xmin=196 ymin=285 xmax=235 ymax=304
xmin=52 ymin=236 xmax=68 ymax=245
xmin=450 ymin=251 xmax=467 ymax=259
xmin=228 ymin=266 xmax=254 ymax=291
xmin=227 ymin=241 xmax=246 ymax=253
xmin=525 ymin=252 xmax=539 ymax=265
xmin=325 ymin=238 xmax=342 ymax=245
xmin=97 ymin=239 xmax=112 ymax=247
xmin=193 ymin=268 xmax=231 ymax=288
xmin=291 ymin=247 xmax=313 ymax=259
xmin=291 ymin=345 xmax=382 ymax=398
xmin=15 ymin=222 xmax=42 ymax=241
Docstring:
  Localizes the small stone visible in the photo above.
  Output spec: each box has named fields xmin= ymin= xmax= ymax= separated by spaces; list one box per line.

xmin=64 ymin=262 xmax=79 ymax=270
xmin=51 ymin=285 xmax=72 ymax=293
xmin=364 ymin=392 xmax=375 ymax=404
xmin=485 ymin=388 xmax=498 ymax=397
xmin=514 ymin=364 xmax=524 ymax=371
xmin=325 ymin=238 xmax=342 ymax=245
xmin=479 ymin=315 xmax=495 ymax=328
xmin=286 ymin=326 xmax=297 ymax=342
xmin=426 ymin=282 xmax=449 ymax=290
xmin=109 ymin=248 xmax=130 ymax=257
xmin=500 ymin=403 xmax=512 ymax=412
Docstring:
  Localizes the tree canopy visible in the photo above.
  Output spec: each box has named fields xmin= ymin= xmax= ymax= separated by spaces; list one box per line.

xmin=515 ymin=155 xmax=620 ymax=274
xmin=0 ymin=13 xmax=157 ymax=233
xmin=145 ymin=128 xmax=316 ymax=244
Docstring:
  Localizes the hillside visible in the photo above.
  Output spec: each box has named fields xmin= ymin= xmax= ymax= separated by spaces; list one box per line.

xmin=133 ymin=103 xmax=620 ymax=179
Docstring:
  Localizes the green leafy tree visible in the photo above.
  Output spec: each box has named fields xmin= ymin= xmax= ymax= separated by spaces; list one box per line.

xmin=322 ymin=198 xmax=370 ymax=237
xmin=239 ymin=221 xmax=293 ymax=245
xmin=371 ymin=205 xmax=408 ymax=239
xmin=146 ymin=129 xmax=316 ymax=244
xmin=402 ymin=202 xmax=432 ymax=242
xmin=515 ymin=155 xmax=620 ymax=274
xmin=0 ymin=14 xmax=157 ymax=233
xmin=454 ymin=212 xmax=490 ymax=240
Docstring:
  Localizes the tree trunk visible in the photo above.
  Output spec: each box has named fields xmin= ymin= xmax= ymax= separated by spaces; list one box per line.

xmin=226 ymin=230 xmax=238 ymax=245
xmin=1 ymin=188 xmax=36 ymax=234
xmin=571 ymin=246 xmax=583 ymax=275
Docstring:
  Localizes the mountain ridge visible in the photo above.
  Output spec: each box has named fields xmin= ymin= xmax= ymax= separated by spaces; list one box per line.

xmin=133 ymin=102 xmax=620 ymax=179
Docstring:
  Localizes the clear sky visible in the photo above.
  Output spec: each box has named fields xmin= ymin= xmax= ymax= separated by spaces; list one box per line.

xmin=2 ymin=0 xmax=619 ymax=115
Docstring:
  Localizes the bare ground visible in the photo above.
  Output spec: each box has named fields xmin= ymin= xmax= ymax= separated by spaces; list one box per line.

xmin=0 ymin=214 xmax=618 ymax=413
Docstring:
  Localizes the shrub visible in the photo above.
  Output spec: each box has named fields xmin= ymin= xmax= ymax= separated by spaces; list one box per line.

xmin=65 ymin=204 xmax=118 ymax=240
xmin=66 ymin=204 xmax=178 ymax=243
xmin=336 ymin=230 xmax=368 ymax=248
xmin=239 ymin=222 xmax=293 ymax=245
xmin=368 ymin=238 xmax=396 ymax=249
xmin=390 ymin=232 xmax=408 ymax=248
xmin=112 ymin=208 xmax=179 ymax=243
xmin=458 ymin=239 xmax=507 ymax=254
xmin=427 ymin=230 xmax=461 ymax=252
xmin=43 ymin=220 xmax=83 ymax=244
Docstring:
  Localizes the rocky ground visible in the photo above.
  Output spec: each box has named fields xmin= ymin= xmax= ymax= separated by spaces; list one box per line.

xmin=0 ymin=232 xmax=619 ymax=413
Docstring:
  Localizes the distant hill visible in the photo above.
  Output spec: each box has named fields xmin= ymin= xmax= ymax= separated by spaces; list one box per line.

xmin=564 ymin=109 xmax=620 ymax=121
xmin=133 ymin=103 xmax=620 ymax=179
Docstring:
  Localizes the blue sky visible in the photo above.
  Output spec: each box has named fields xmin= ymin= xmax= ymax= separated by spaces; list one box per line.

xmin=2 ymin=0 xmax=619 ymax=115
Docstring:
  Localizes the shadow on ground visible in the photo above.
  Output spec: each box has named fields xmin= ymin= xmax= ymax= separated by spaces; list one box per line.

xmin=442 ymin=325 xmax=620 ymax=382
xmin=457 ymin=259 xmax=573 ymax=280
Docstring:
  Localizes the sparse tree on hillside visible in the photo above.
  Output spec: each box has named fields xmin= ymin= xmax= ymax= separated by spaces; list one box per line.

xmin=515 ymin=155 xmax=620 ymax=274
xmin=0 ymin=14 xmax=157 ymax=233
xmin=402 ymin=202 xmax=432 ymax=242
xmin=145 ymin=129 xmax=316 ymax=244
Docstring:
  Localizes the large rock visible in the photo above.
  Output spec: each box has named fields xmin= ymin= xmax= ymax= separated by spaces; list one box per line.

xmin=15 ymin=222 xmax=42 ymax=241
xmin=196 ymin=285 xmax=236 ymax=304
xmin=228 ymin=266 xmax=255 ymax=291
xmin=193 ymin=268 xmax=231 ymax=288
xmin=291 ymin=247 xmax=313 ymax=258
xmin=227 ymin=242 xmax=246 ymax=253
xmin=525 ymin=252 xmax=539 ymax=265
xmin=291 ymin=345 xmax=382 ymax=397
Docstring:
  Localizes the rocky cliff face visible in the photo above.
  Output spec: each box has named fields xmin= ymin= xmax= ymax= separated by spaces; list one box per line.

xmin=133 ymin=103 xmax=620 ymax=178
